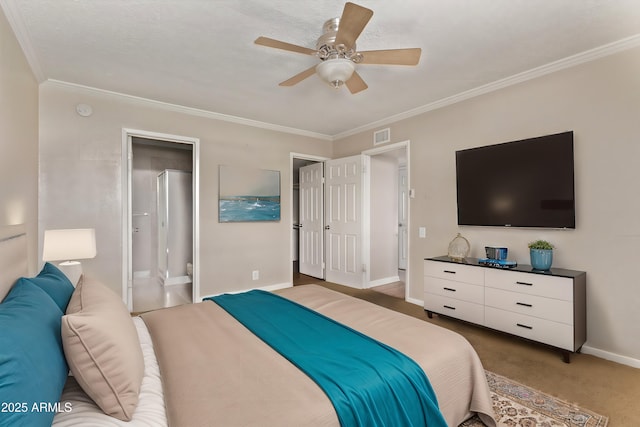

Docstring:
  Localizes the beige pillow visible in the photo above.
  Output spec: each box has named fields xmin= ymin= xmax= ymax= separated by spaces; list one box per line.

xmin=61 ymin=279 xmax=144 ymax=421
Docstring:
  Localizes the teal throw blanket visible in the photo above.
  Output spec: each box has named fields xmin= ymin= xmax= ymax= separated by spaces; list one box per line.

xmin=208 ymin=290 xmax=447 ymax=427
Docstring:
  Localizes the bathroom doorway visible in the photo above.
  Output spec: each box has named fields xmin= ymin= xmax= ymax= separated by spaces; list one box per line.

xmin=122 ymin=130 xmax=199 ymax=313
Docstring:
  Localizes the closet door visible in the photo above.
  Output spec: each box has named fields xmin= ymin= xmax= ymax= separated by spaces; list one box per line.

xmin=299 ymin=162 xmax=324 ymax=279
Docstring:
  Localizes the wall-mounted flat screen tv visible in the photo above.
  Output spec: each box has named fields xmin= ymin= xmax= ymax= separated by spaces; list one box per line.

xmin=456 ymin=131 xmax=575 ymax=228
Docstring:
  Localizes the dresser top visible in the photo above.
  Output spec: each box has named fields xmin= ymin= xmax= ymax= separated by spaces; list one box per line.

xmin=426 ymin=256 xmax=585 ymax=279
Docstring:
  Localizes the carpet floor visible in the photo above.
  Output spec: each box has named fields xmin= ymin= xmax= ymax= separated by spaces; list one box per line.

xmin=293 ymin=275 xmax=640 ymax=426
xmin=370 ymin=281 xmax=405 ymax=299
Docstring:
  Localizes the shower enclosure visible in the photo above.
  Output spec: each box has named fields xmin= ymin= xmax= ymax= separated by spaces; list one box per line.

xmin=157 ymin=169 xmax=193 ymax=286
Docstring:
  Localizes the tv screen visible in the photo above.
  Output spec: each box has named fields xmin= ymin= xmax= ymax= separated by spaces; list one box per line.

xmin=456 ymin=131 xmax=575 ymax=228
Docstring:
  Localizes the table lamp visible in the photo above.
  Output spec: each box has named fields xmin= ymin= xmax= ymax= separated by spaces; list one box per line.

xmin=43 ymin=228 xmax=97 ymax=285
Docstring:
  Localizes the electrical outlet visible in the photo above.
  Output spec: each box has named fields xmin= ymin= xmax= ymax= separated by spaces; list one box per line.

xmin=419 ymin=227 xmax=426 ymax=238
xmin=252 ymin=270 xmax=259 ymax=280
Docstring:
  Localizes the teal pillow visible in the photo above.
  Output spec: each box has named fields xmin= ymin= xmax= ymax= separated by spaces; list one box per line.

xmin=0 ymin=280 xmax=69 ymax=427
xmin=21 ymin=262 xmax=75 ymax=312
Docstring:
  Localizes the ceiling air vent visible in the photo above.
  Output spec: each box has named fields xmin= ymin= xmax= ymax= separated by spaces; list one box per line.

xmin=373 ymin=128 xmax=390 ymax=145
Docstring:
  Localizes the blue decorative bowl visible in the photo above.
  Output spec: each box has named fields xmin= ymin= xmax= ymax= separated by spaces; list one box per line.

xmin=530 ymin=249 xmax=553 ymax=271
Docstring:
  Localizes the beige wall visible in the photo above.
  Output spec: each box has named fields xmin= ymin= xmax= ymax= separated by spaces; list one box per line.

xmin=369 ymin=155 xmax=399 ymax=283
xmin=0 ymin=8 xmax=39 ymax=274
xmin=38 ymin=82 xmax=332 ymax=298
xmin=334 ymin=46 xmax=640 ymax=363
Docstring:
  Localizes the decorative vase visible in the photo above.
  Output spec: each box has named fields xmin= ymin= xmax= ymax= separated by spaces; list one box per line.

xmin=530 ymin=249 xmax=553 ymax=271
xmin=448 ymin=233 xmax=470 ymax=261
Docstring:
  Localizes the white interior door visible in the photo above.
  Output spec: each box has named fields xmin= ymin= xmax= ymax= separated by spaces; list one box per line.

xmin=299 ymin=162 xmax=324 ymax=279
xmin=325 ymin=155 xmax=365 ymax=288
xmin=398 ymin=166 xmax=408 ymax=270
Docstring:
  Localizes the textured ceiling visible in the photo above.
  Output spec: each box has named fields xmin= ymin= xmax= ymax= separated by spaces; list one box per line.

xmin=2 ymin=0 xmax=640 ymax=138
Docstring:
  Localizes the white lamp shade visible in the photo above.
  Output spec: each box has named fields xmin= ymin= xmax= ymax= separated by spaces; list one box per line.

xmin=43 ymin=228 xmax=97 ymax=262
xmin=316 ymin=58 xmax=355 ymax=87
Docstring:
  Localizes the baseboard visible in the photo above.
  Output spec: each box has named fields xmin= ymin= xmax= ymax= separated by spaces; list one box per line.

xmin=259 ymin=282 xmax=292 ymax=292
xmin=406 ymin=296 xmax=424 ymax=306
xmin=367 ymin=276 xmax=400 ymax=288
xmin=581 ymin=345 xmax=640 ymax=369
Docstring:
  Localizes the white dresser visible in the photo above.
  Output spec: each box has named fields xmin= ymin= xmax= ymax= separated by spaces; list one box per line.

xmin=424 ymin=256 xmax=586 ymax=362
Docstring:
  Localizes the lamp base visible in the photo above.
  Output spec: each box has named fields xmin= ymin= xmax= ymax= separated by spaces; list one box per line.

xmin=57 ymin=261 xmax=83 ymax=286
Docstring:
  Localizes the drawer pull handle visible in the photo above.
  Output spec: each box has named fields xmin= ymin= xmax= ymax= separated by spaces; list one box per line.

xmin=516 ymin=302 xmax=532 ymax=308
xmin=516 ymin=281 xmax=533 ymax=286
xmin=516 ymin=323 xmax=533 ymax=330
xmin=443 ymin=270 xmax=456 ymax=274
xmin=443 ymin=287 xmax=456 ymax=292
xmin=443 ymin=305 xmax=456 ymax=310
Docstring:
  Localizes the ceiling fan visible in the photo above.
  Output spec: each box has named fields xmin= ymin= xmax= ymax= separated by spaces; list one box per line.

xmin=255 ymin=2 xmax=421 ymax=94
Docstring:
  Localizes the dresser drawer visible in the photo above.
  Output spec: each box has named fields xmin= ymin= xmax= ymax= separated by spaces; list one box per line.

xmin=424 ymin=276 xmax=484 ymax=304
xmin=485 ymin=307 xmax=575 ymax=351
xmin=485 ymin=287 xmax=573 ymax=325
xmin=424 ymin=293 xmax=484 ymax=324
xmin=424 ymin=260 xmax=483 ymax=285
xmin=485 ymin=269 xmax=573 ymax=301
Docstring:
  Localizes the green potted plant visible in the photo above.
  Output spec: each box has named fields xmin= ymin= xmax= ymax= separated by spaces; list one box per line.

xmin=528 ymin=240 xmax=554 ymax=271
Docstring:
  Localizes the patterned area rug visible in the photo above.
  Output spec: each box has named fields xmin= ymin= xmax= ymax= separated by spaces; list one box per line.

xmin=460 ymin=371 xmax=608 ymax=427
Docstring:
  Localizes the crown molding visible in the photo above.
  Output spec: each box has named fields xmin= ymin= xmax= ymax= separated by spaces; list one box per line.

xmin=42 ymin=79 xmax=334 ymax=141
xmin=0 ymin=0 xmax=45 ymax=82
xmin=333 ymin=34 xmax=640 ymax=140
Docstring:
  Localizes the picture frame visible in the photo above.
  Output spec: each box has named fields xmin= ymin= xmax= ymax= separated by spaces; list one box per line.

xmin=218 ymin=165 xmax=281 ymax=222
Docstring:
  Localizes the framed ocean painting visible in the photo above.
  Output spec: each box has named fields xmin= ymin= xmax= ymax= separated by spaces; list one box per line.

xmin=218 ymin=165 xmax=281 ymax=222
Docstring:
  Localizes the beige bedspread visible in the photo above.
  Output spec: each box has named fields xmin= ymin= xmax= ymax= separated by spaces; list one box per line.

xmin=141 ymin=285 xmax=496 ymax=427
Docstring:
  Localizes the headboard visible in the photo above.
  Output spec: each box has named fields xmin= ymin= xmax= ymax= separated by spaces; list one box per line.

xmin=0 ymin=225 xmax=28 ymax=302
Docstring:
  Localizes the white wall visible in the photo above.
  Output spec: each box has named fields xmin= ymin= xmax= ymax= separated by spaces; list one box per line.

xmin=38 ymin=82 xmax=333 ymax=299
xmin=334 ymin=46 xmax=640 ymax=364
xmin=0 ymin=7 xmax=39 ymax=274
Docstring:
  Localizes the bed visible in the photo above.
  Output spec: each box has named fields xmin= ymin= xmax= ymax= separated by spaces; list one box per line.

xmin=0 ymin=227 xmax=496 ymax=427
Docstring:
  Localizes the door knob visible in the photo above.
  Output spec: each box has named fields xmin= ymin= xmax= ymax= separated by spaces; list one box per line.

xmin=324 ymin=225 xmax=331 ymax=230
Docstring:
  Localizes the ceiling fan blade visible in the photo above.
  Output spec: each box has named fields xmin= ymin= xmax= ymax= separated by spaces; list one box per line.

xmin=345 ymin=71 xmax=368 ymax=94
xmin=359 ymin=48 xmax=422 ymax=65
xmin=279 ymin=66 xmax=317 ymax=86
xmin=255 ymin=36 xmax=317 ymax=56
xmin=334 ymin=2 xmax=373 ymax=49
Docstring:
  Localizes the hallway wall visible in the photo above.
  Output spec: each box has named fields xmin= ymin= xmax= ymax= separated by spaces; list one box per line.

xmin=369 ymin=155 xmax=399 ymax=284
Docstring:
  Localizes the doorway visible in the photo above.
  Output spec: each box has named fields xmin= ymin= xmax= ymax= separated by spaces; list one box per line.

xmin=122 ymin=129 xmax=200 ymax=312
xmin=290 ymin=142 xmax=409 ymax=297
xmin=364 ymin=143 xmax=409 ymax=299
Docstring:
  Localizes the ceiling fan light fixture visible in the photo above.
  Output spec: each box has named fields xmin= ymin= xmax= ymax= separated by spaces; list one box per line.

xmin=316 ymin=58 xmax=355 ymax=88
